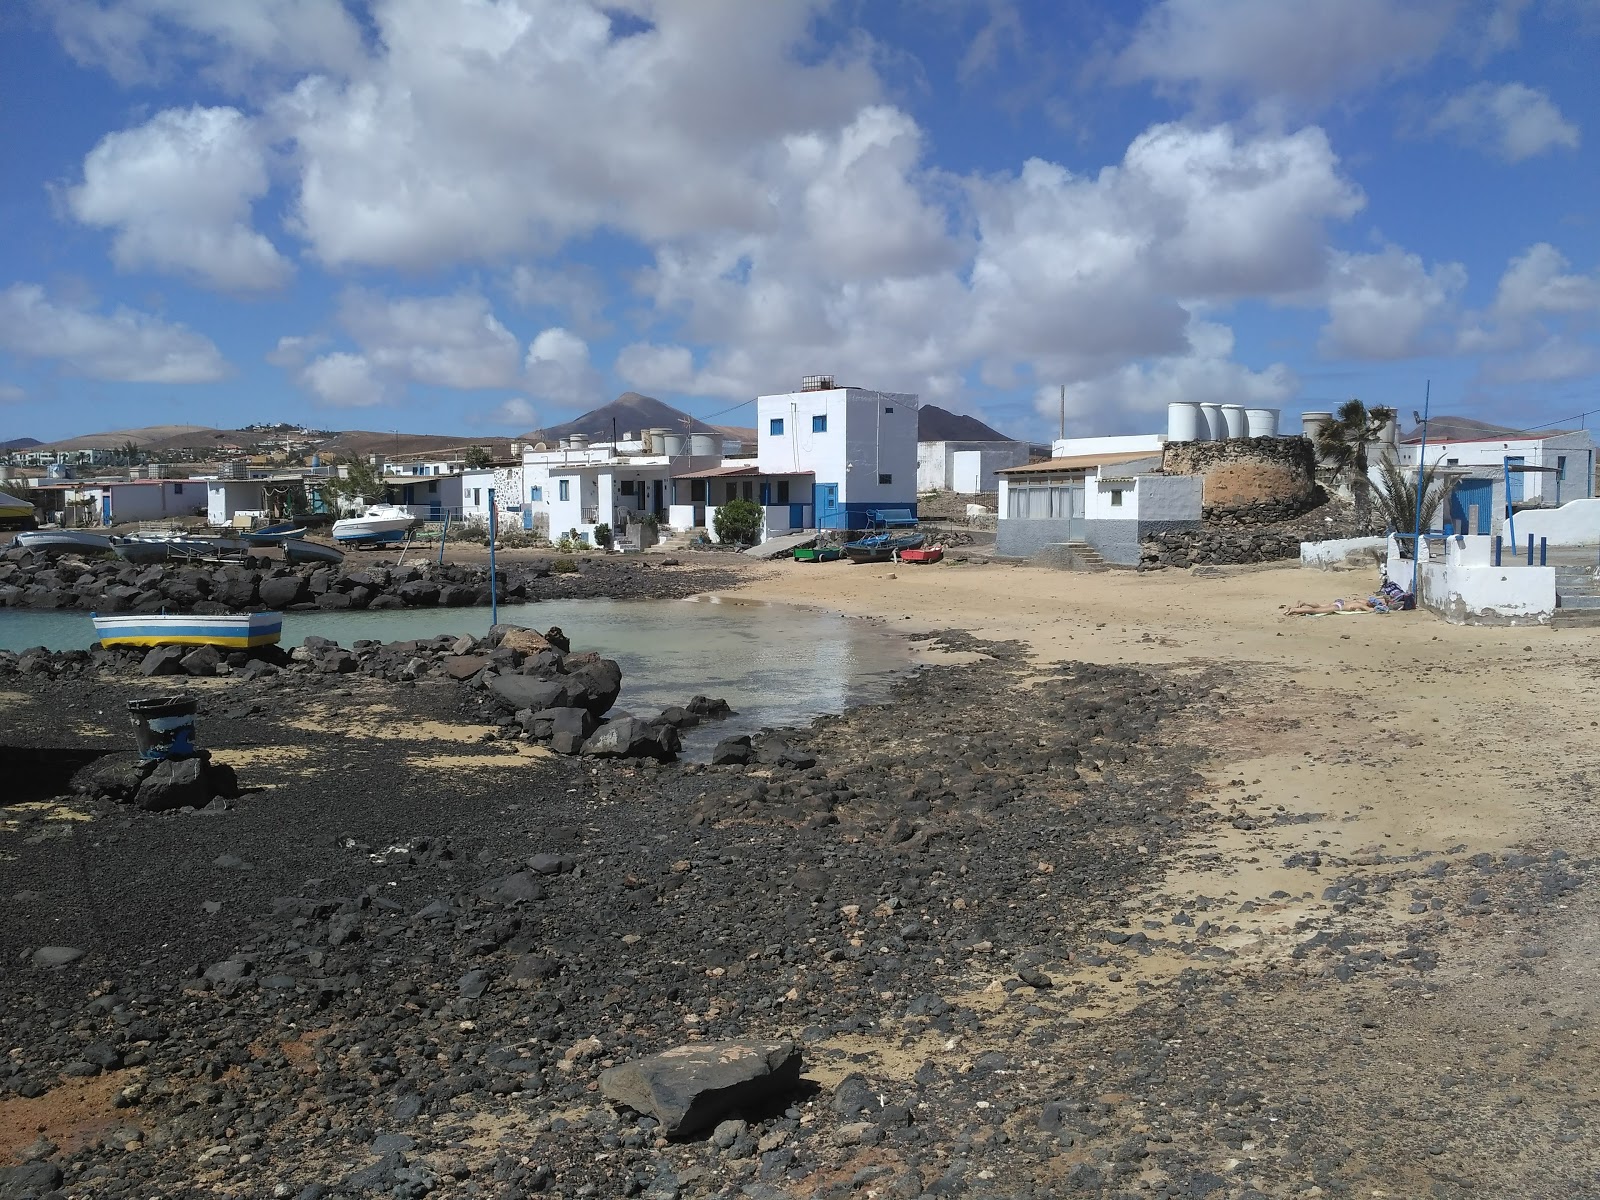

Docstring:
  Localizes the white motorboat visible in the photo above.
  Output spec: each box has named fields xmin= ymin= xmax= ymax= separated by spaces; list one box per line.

xmin=331 ymin=504 xmax=423 ymax=545
xmin=10 ymin=529 xmax=115 ymax=554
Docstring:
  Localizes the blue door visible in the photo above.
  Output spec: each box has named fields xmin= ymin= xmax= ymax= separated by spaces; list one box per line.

xmin=815 ymin=483 xmax=840 ymax=529
xmin=790 ymin=503 xmax=805 ymax=528
xmin=1449 ymin=479 xmax=1492 ymax=535
xmin=101 ymin=494 xmax=113 ymax=525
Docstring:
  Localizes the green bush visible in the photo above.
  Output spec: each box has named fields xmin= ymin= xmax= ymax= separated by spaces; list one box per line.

xmin=713 ymin=498 xmax=764 ymax=545
xmin=551 ymin=557 xmax=579 ymax=573
xmin=593 ymin=523 xmax=613 ymax=549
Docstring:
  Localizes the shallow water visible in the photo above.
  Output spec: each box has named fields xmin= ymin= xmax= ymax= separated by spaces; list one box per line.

xmin=0 ymin=597 xmax=913 ymax=759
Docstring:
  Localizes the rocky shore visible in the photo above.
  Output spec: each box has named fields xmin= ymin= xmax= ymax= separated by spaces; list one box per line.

xmin=0 ymin=548 xmax=743 ymax=614
xmin=3 ymin=600 xmax=1597 ymax=1197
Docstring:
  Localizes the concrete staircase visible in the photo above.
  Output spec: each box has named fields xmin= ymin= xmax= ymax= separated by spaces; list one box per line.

xmin=1552 ymin=565 xmax=1600 ymax=629
xmin=1032 ymin=542 xmax=1110 ymax=572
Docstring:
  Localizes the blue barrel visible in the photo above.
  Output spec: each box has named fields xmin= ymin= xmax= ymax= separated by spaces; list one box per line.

xmin=127 ymin=695 xmax=200 ymax=760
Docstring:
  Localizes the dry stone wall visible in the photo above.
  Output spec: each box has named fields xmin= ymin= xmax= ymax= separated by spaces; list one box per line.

xmin=1162 ymin=436 xmax=1318 ymax=520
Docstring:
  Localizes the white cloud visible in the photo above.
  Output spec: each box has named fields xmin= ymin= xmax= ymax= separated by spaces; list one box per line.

xmin=0 ymin=383 xmax=25 ymax=403
xmin=1428 ymin=82 xmax=1581 ymax=161
xmin=1483 ymin=336 xmax=1600 ymax=384
xmin=1045 ymin=321 xmax=1297 ymax=435
xmin=339 ymin=290 xmax=522 ymax=389
xmin=524 ymin=327 xmax=602 ymax=408
xmin=491 ymin=397 xmax=537 ymax=427
xmin=0 ymin=284 xmax=229 ymax=382
xmin=1493 ymin=243 xmax=1600 ymax=316
xmin=1116 ymin=0 xmax=1457 ymax=109
xmin=298 ymin=351 xmax=385 ymax=407
xmin=275 ymin=0 xmax=881 ymax=270
xmin=265 ymin=333 xmax=327 ymax=369
xmin=69 ymin=106 xmax=292 ymax=291
xmin=616 ymin=342 xmax=697 ymax=392
xmin=42 ymin=0 xmax=367 ymax=87
xmin=1319 ymin=246 xmax=1467 ymax=359
xmin=507 ymin=264 xmax=610 ymax=336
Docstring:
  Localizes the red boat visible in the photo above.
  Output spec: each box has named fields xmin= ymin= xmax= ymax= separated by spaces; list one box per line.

xmin=897 ymin=545 xmax=943 ymax=564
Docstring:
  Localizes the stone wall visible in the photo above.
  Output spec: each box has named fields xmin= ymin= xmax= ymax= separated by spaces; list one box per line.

xmin=1139 ymin=528 xmax=1302 ymax=570
xmin=1162 ymin=436 xmax=1318 ymax=519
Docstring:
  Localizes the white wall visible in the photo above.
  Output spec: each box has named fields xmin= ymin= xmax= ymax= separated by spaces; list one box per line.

xmin=1136 ymin=474 xmax=1202 ymax=521
xmin=1387 ymin=534 xmax=1556 ymax=624
xmin=206 ymin=481 xmax=265 ymax=526
xmin=1300 ymin=536 xmax=1389 ymax=569
xmin=1497 ymin=496 xmax=1600 ymax=546
xmin=1399 ymin=433 xmax=1596 ymax=505
xmin=109 ymin=482 xmax=203 ymax=522
xmin=1053 ymin=433 xmax=1165 ymax=459
xmin=1084 ymin=477 xmax=1135 ymax=521
xmin=757 ymin=386 xmax=918 ymax=509
xmin=951 ymin=446 xmax=1030 ymax=493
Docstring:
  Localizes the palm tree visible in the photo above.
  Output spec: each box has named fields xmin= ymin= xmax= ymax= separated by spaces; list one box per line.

xmin=1372 ymin=455 xmax=1446 ymax=558
xmin=1314 ymin=399 xmax=1396 ymax=525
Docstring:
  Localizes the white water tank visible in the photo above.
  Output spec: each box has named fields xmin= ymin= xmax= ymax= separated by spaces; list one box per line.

xmin=1198 ymin=402 xmax=1224 ymax=441
xmin=689 ymin=432 xmax=717 ymax=456
xmin=647 ymin=427 xmax=669 ymax=454
xmin=661 ymin=432 xmax=686 ymax=456
xmin=1244 ymin=407 xmax=1279 ymax=438
xmin=1220 ymin=404 xmax=1246 ymax=439
xmin=1166 ymin=402 xmax=1201 ymax=442
xmin=1300 ymin=411 xmax=1331 ymax=443
xmin=568 ymin=434 xmax=588 ymax=452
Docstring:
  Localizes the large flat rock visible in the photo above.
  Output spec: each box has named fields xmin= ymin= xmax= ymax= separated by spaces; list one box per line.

xmin=599 ymin=1040 xmax=801 ymax=1138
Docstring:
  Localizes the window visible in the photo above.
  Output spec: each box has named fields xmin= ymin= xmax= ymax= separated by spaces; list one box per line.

xmin=620 ymin=480 xmax=636 ymax=495
xmin=529 ymin=485 xmax=543 ymax=502
xmin=878 ymin=473 xmax=892 ymax=485
xmin=471 ymin=488 xmax=481 ymax=506
xmin=691 ymin=480 xmax=707 ymax=502
xmin=776 ymin=480 xmax=790 ymax=504
xmin=884 ymin=406 xmax=894 ymax=414
xmin=1558 ymin=455 xmax=1568 ymax=480
xmin=427 ymin=481 xmax=438 ymax=493
xmin=172 ymin=483 xmax=183 ymax=494
xmin=558 ymin=480 xmax=570 ymax=502
xmin=726 ymin=481 xmax=739 ymax=503
xmin=742 ymin=480 xmax=754 ymax=501
xmin=1446 ymin=457 xmax=1459 ymax=466
xmin=1109 ymin=490 xmax=1123 ymax=507
xmin=770 ymin=418 xmax=784 ymax=436
xmin=812 ymin=414 xmax=827 ymax=433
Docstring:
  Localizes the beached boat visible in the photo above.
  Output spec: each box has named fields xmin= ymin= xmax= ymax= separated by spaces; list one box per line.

xmin=898 ymin=545 xmax=943 ymax=564
xmin=841 ymin=532 xmax=924 ymax=564
xmin=111 ymin=534 xmax=255 ymax=564
xmin=332 ymin=504 xmax=422 ymax=545
xmin=91 ymin=611 xmax=283 ymax=649
xmin=793 ymin=546 xmax=842 ymax=563
xmin=283 ymin=539 xmax=345 ymax=566
xmin=240 ymin=522 xmax=307 ymax=544
xmin=10 ymin=529 xmax=114 ymax=554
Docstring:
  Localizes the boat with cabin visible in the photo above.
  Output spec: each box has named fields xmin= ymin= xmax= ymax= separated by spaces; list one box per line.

xmin=91 ymin=611 xmax=283 ymax=649
xmin=332 ymin=504 xmax=422 ymax=545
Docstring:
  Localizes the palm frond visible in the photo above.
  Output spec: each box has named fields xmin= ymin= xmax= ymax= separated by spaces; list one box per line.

xmin=1373 ymin=456 xmax=1446 ymax=538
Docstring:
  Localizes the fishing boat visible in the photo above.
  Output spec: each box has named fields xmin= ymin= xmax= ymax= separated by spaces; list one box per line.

xmin=793 ymin=545 xmax=842 ymax=563
xmin=110 ymin=534 xmax=254 ymax=564
xmin=240 ymin=522 xmax=307 ymax=544
xmin=841 ymin=531 xmax=924 ymax=564
xmin=283 ymin=539 xmax=345 ymax=566
xmin=91 ymin=611 xmax=283 ymax=649
xmin=10 ymin=529 xmax=115 ymax=554
xmin=331 ymin=504 xmax=422 ymax=545
xmin=897 ymin=545 xmax=944 ymax=565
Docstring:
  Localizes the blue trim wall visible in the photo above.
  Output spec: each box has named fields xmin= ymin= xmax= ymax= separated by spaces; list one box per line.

xmin=819 ymin=501 xmax=919 ymax=531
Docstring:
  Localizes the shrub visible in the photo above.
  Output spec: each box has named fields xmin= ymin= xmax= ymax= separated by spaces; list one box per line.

xmin=593 ymin=523 xmax=613 ymax=549
xmin=551 ymin=557 xmax=579 ymax=573
xmin=714 ymin=498 xmax=764 ymax=545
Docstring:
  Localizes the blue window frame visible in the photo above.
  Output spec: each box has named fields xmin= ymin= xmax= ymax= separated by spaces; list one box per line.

xmin=769 ymin=418 xmax=784 ymax=436
xmin=172 ymin=483 xmax=183 ymax=494
xmin=529 ymin=485 xmax=543 ymax=501
xmin=558 ymin=480 xmax=570 ymax=502
xmin=812 ymin=414 xmax=827 ymax=433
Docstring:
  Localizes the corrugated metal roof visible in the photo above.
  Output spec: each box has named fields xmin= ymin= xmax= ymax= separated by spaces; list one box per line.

xmin=998 ymin=451 xmax=1163 ymax=475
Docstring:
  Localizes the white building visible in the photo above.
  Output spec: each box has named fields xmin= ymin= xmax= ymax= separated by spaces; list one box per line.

xmin=916 ymin=439 xmax=1031 ymax=494
xmin=522 ymin=435 xmax=723 ymax=544
xmin=756 ymin=377 xmax=919 ymax=530
xmin=1396 ymin=421 xmax=1595 ymax=535
xmin=35 ymin=479 xmax=205 ymax=526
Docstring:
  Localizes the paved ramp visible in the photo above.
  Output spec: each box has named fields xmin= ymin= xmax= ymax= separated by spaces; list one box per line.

xmin=744 ymin=531 xmax=819 ymax=558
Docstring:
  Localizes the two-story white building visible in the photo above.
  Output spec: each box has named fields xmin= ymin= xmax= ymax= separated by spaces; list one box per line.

xmin=1395 ymin=418 xmax=1595 ymax=535
xmin=522 ymin=434 xmax=724 ymax=543
xmin=756 ymin=377 xmax=919 ymax=530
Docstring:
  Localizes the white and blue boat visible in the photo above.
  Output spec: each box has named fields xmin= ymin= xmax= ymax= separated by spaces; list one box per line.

xmin=91 ymin=611 xmax=283 ymax=649
xmin=331 ymin=504 xmax=422 ymax=545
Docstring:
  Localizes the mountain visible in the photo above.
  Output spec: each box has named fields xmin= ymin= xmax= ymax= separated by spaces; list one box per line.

xmin=1 ymin=436 xmax=41 ymax=451
xmin=917 ymin=404 xmax=1015 ymax=442
xmin=521 ymin=392 xmax=753 ymax=449
xmin=27 ymin=425 xmax=227 ymax=452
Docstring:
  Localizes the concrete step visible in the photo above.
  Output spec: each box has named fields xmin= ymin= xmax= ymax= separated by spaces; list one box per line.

xmin=1551 ymin=610 xmax=1600 ymax=629
xmin=1557 ymin=594 xmax=1600 ymax=609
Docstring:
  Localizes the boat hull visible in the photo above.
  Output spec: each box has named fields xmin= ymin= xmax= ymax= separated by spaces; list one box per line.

xmin=793 ymin=547 xmax=841 ymax=562
xmin=91 ymin=612 xmax=283 ymax=649
xmin=331 ymin=520 xmax=416 ymax=544
xmin=842 ymin=533 xmax=924 ymax=563
xmin=284 ymin=540 xmax=345 ymax=565
xmin=241 ymin=523 xmax=307 ymax=544
xmin=898 ymin=546 xmax=943 ymax=564
xmin=11 ymin=530 xmax=114 ymax=554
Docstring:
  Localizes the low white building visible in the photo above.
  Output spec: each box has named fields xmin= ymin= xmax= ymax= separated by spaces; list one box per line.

xmin=1396 ymin=420 xmax=1596 ymax=535
xmin=756 ymin=377 xmax=919 ymax=530
xmin=522 ymin=437 xmax=722 ymax=543
xmin=917 ymin=439 xmax=1031 ymax=494
xmin=996 ymin=451 xmax=1201 ymax=563
xmin=35 ymin=479 xmax=205 ymax=526
xmin=671 ymin=463 xmax=817 ymax=542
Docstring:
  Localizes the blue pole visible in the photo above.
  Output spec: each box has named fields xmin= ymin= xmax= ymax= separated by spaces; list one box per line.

xmin=1504 ymin=458 xmax=1516 ymax=549
xmin=1527 ymin=534 xmax=1534 ymax=566
xmin=1494 ymin=535 xmax=1502 ymax=566
xmin=1411 ymin=383 xmax=1430 ymax=595
xmin=1540 ymin=537 xmax=1547 ymax=567
xmin=438 ymin=512 xmax=450 ymax=565
xmin=488 ymin=488 xmax=498 ymax=628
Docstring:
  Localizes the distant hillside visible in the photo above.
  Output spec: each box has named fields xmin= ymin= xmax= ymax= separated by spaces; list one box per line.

xmin=1 ymin=436 xmax=40 ymax=451
xmin=521 ymin=392 xmax=752 ymax=449
xmin=316 ymin=431 xmax=516 ymax=460
xmin=917 ymin=404 xmax=1015 ymax=442
xmin=30 ymin=424 xmax=225 ymax=452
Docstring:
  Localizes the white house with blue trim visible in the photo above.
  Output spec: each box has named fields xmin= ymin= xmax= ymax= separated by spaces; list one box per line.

xmin=1394 ymin=420 xmax=1595 ymax=536
xmin=756 ymin=378 xmax=919 ymax=530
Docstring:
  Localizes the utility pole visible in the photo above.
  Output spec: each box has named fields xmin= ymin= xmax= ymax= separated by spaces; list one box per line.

xmin=1059 ymin=385 xmax=1065 ymax=443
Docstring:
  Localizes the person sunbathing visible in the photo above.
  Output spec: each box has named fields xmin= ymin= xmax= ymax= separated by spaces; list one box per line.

xmin=1285 ymin=596 xmax=1388 ymax=615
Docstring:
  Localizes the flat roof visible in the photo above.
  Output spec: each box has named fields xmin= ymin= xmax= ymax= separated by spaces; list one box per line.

xmin=999 ymin=451 xmax=1163 ymax=475
xmin=673 ymin=463 xmax=813 ymax=480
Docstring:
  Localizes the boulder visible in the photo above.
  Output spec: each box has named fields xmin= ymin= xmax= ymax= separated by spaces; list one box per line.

xmin=687 ymin=695 xmax=734 ymax=719
xmin=599 ymin=1040 xmax=802 ymax=1139
xmin=442 ymin=654 xmax=490 ymax=681
xmin=397 ymin=580 xmax=440 ymax=606
xmin=563 ymin=656 xmax=623 ymax=717
xmin=315 ymin=591 xmax=354 ymax=610
xmin=579 ymin=717 xmax=680 ymax=762
xmin=439 ymin=584 xmax=478 ymax=607
xmin=488 ymin=675 xmax=575 ymax=714
xmin=711 ymin=735 xmax=754 ymax=766
xmin=494 ymin=626 xmax=555 ymax=657
xmin=259 ymin=575 xmax=306 ymax=609
xmin=71 ymin=752 xmax=148 ymax=803
xmin=179 ymin=645 xmax=223 ymax=676
xmin=134 ymin=756 xmax=212 ymax=811
xmin=139 ymin=645 xmax=187 ymax=676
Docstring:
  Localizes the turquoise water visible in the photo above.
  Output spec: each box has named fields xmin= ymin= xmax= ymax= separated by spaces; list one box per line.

xmin=0 ymin=597 xmax=912 ymax=756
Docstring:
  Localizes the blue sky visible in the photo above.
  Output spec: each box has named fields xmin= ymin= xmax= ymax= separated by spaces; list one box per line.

xmin=1 ymin=0 xmax=1596 ymax=445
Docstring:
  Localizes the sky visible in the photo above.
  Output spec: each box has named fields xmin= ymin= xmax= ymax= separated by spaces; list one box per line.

xmin=0 ymin=0 xmax=1597 ymax=446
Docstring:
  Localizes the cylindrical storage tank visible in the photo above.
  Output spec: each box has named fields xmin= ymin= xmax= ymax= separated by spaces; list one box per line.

xmin=568 ymin=434 xmax=588 ymax=452
xmin=623 ymin=430 xmax=636 ymax=443
xmin=661 ymin=432 xmax=686 ymax=456
xmin=689 ymin=432 xmax=717 ymax=456
xmin=647 ymin=427 xmax=669 ymax=454
xmin=1198 ymin=402 xmax=1224 ymax=440
xmin=1166 ymin=402 xmax=1200 ymax=442
xmin=1220 ymin=404 xmax=1246 ymax=439
xmin=1244 ymin=407 xmax=1278 ymax=438
xmin=1300 ymin=411 xmax=1331 ymax=443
